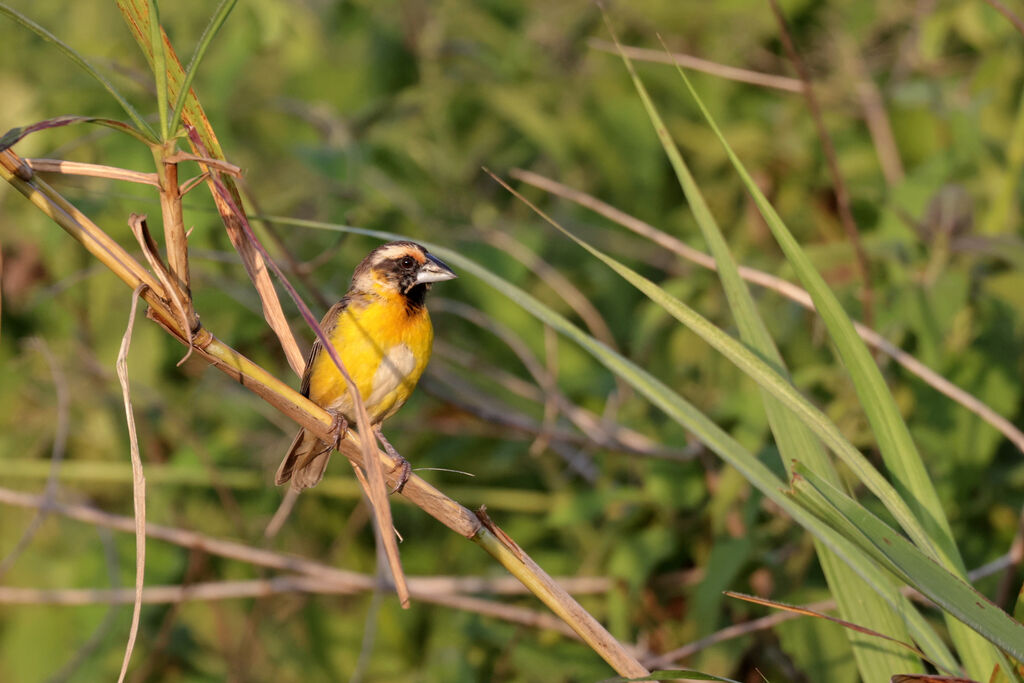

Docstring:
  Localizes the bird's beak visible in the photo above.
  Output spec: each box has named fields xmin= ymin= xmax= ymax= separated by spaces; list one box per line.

xmin=416 ymin=253 xmax=457 ymax=284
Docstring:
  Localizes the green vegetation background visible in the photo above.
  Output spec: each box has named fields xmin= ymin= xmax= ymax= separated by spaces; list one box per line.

xmin=1 ymin=0 xmax=1023 ymax=681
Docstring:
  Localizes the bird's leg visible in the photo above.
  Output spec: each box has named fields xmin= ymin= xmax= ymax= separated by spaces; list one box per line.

xmin=372 ymin=424 xmax=411 ymax=494
xmin=328 ymin=409 xmax=349 ymax=451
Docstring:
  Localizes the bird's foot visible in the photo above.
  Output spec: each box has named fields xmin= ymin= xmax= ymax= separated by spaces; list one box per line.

xmin=373 ymin=425 xmax=411 ymax=494
xmin=328 ymin=410 xmax=349 ymax=451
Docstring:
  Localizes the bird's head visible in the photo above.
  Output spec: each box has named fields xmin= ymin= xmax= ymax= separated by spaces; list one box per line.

xmin=351 ymin=241 xmax=457 ymax=307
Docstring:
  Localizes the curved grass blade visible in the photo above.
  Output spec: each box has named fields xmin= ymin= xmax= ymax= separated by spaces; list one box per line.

xmin=0 ymin=4 xmax=157 ymax=141
xmin=0 ymin=116 xmax=156 ymax=153
xmin=603 ymin=20 xmax=924 ymax=678
xmin=792 ymin=462 xmax=1024 ymax=663
xmin=485 ymin=172 xmax=942 ymax=566
xmin=169 ymin=0 xmax=237 ymax=136
xmin=661 ymin=48 xmax=1008 ymax=681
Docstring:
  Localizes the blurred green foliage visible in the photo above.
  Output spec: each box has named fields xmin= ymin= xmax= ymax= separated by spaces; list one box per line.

xmin=1 ymin=0 xmax=1023 ymax=681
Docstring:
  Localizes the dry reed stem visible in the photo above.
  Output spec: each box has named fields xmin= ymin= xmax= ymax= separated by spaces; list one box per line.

xmin=152 ymin=142 xmax=192 ymax=303
xmin=0 ymin=151 xmax=647 ymax=677
xmin=25 ymin=158 xmax=159 ymax=186
xmin=114 ymin=284 xmax=147 ymax=683
xmin=510 ymin=168 xmax=1024 ymax=456
xmin=0 ymin=488 xmax=612 ymax=638
xmin=0 ymin=579 xmax=580 ymax=640
xmin=587 ymin=39 xmax=803 ymax=93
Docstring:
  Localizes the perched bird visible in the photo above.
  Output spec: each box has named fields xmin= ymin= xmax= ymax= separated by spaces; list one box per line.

xmin=275 ymin=241 xmax=457 ymax=493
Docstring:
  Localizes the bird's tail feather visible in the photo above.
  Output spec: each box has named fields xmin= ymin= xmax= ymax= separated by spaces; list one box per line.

xmin=275 ymin=428 xmax=333 ymax=491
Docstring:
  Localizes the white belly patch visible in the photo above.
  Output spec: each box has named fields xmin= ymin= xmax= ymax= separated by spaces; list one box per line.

xmin=367 ymin=343 xmax=416 ymax=408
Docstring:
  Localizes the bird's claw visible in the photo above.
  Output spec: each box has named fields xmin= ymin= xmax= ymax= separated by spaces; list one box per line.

xmin=329 ymin=411 xmax=349 ymax=451
xmin=389 ymin=457 xmax=412 ymax=495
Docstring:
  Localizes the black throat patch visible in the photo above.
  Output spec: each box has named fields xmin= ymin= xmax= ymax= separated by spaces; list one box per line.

xmin=403 ymin=283 xmax=428 ymax=313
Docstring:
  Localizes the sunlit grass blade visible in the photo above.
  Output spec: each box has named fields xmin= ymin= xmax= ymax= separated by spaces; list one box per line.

xmin=604 ymin=22 xmax=924 ymax=678
xmin=484 ymin=174 xmax=942 ymax=563
xmin=663 ymin=49 xmax=1009 ymax=681
xmin=791 ymin=462 xmax=1024 ymax=664
xmin=169 ymin=0 xmax=237 ymax=135
xmin=146 ymin=0 xmax=169 ymax=140
xmin=268 ymin=217 xmax=956 ymax=671
xmin=0 ymin=4 xmax=157 ymax=141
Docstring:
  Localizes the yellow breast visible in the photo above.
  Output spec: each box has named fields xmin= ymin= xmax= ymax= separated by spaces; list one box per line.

xmin=305 ymin=290 xmax=434 ymax=424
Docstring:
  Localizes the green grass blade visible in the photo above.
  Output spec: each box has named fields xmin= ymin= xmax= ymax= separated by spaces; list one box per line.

xmin=792 ymin=462 xmax=1024 ymax=664
xmin=269 ymin=217 xmax=959 ymax=672
xmin=0 ymin=4 xmax=157 ymax=141
xmin=169 ymin=0 xmax=237 ymax=136
xmin=605 ymin=26 xmax=925 ymax=678
xmin=146 ymin=0 xmax=169 ymax=140
xmin=486 ymin=180 xmax=942 ymax=563
xmin=663 ymin=50 xmax=1007 ymax=681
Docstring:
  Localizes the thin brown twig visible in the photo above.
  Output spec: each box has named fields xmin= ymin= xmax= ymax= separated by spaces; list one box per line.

xmin=431 ymin=342 xmax=693 ymax=459
xmin=24 ymin=158 xmax=159 ymax=186
xmin=153 ymin=142 xmax=191 ymax=301
xmin=510 ymin=168 xmax=1024 ymax=456
xmin=1 ymin=489 xmax=612 ymax=598
xmin=587 ymin=39 xmax=803 ymax=93
xmin=767 ymin=0 xmax=874 ymax=328
xmin=481 ymin=228 xmax=630 ymax=405
xmin=115 ymin=284 xmax=147 ymax=683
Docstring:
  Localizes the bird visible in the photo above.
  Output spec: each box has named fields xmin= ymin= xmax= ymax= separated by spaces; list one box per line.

xmin=275 ymin=240 xmax=457 ymax=493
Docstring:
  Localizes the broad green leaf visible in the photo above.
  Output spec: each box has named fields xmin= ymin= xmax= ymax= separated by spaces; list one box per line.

xmin=792 ymin=462 xmax=1024 ymax=664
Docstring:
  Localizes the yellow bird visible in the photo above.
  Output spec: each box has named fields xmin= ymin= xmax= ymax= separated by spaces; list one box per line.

xmin=275 ymin=241 xmax=457 ymax=493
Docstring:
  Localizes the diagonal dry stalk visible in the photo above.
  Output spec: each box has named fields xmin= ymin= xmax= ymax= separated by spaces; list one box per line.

xmin=0 ymin=148 xmax=649 ymax=679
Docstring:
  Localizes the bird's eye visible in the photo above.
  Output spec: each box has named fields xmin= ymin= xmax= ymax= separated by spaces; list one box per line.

xmin=400 ymin=256 xmax=415 ymax=269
